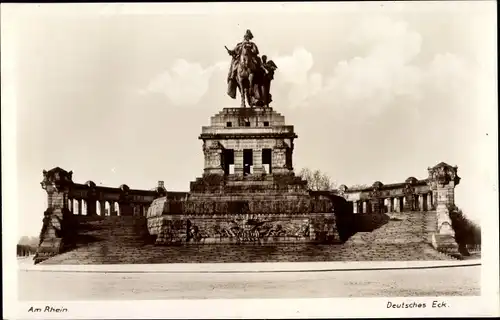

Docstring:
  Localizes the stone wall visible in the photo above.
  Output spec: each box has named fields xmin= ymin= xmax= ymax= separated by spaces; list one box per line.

xmin=150 ymin=212 xmax=339 ymax=245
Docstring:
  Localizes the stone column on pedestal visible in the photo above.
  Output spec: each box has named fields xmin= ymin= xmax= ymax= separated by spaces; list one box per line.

xmin=252 ymin=148 xmax=264 ymax=176
xmin=100 ymin=201 xmax=106 ymax=216
xmin=110 ymin=202 xmax=117 ymax=216
xmin=427 ymin=162 xmax=461 ymax=250
xmin=85 ymin=181 xmax=97 ymax=215
xmin=370 ymin=181 xmax=384 ymax=214
xmin=403 ymin=177 xmax=417 ymax=212
xmin=36 ymin=167 xmax=74 ymax=264
xmin=394 ymin=197 xmax=400 ymax=212
xmin=77 ymin=200 xmax=82 ymax=215
xmin=234 ymin=149 xmax=244 ymax=176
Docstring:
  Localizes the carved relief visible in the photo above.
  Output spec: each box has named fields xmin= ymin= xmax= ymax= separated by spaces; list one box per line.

xmin=186 ymin=218 xmax=311 ymax=243
xmin=41 ymin=167 xmax=74 ymax=192
xmin=428 ymin=163 xmax=460 ymax=187
xmin=203 ymin=140 xmax=224 ymax=169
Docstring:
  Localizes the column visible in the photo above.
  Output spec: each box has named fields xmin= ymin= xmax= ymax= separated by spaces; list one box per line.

xmin=253 ymin=148 xmax=264 ymax=176
xmin=234 ymin=150 xmax=244 ymax=176
xmin=404 ymin=195 xmax=413 ymax=212
xmin=100 ymin=201 xmax=106 ymax=216
xmin=435 ymin=184 xmax=457 ymax=236
xmin=77 ymin=199 xmax=82 ymax=215
xmin=418 ymin=194 xmax=424 ymax=211
xmin=389 ymin=198 xmax=394 ymax=212
xmin=110 ymin=202 xmax=117 ymax=216
xmin=86 ymin=199 xmax=97 ymax=215
xmin=427 ymin=192 xmax=433 ymax=210
xmin=68 ymin=198 xmax=74 ymax=214
xmin=414 ymin=195 xmax=419 ymax=211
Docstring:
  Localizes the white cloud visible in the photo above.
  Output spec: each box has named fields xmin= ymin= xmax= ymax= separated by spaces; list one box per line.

xmin=141 ymin=59 xmax=227 ymax=106
xmin=271 ymin=15 xmax=475 ymax=120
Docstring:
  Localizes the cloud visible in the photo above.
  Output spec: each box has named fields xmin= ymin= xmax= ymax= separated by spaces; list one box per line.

xmin=270 ymin=15 xmax=475 ymax=121
xmin=140 ymin=59 xmax=227 ymax=106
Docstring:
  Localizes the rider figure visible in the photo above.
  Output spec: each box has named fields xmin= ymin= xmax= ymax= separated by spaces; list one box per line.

xmin=227 ymin=29 xmax=260 ymax=82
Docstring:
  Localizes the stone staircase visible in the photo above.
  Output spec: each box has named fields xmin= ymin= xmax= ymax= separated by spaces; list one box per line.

xmin=40 ymin=211 xmax=461 ymax=264
xmin=343 ymin=211 xmax=456 ymax=261
xmin=41 ymin=216 xmax=153 ymax=264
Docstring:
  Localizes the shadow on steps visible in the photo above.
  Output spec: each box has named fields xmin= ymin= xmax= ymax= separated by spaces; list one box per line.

xmin=337 ymin=213 xmax=390 ymax=242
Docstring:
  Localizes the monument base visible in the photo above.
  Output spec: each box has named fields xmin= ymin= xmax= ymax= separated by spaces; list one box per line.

xmin=148 ymin=212 xmax=340 ymax=245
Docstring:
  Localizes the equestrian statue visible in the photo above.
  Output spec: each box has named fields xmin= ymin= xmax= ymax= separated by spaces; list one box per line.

xmin=226 ymin=29 xmax=278 ymax=108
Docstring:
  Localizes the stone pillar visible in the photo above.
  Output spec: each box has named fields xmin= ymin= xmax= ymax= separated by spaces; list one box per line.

xmin=252 ymin=148 xmax=264 ymax=176
xmin=428 ymin=163 xmax=460 ymax=236
xmin=372 ymin=199 xmax=381 ymax=214
xmin=426 ymin=163 xmax=461 ymax=251
xmin=427 ymin=192 xmax=433 ymax=211
xmin=77 ymin=200 xmax=82 ymax=215
xmin=389 ymin=198 xmax=394 ymax=212
xmin=110 ymin=202 xmax=117 ymax=216
xmin=36 ymin=167 xmax=74 ymax=264
xmin=68 ymin=198 xmax=73 ymax=214
xmin=100 ymin=201 xmax=106 ymax=216
xmin=403 ymin=196 xmax=412 ymax=211
xmin=86 ymin=199 xmax=97 ymax=216
xmin=234 ymin=149 xmax=244 ymax=176
xmin=418 ymin=195 xmax=424 ymax=212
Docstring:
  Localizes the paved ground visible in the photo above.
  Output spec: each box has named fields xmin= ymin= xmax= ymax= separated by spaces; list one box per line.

xmin=18 ymin=264 xmax=480 ymax=300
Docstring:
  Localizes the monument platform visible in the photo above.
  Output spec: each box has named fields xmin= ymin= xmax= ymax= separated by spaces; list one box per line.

xmin=146 ymin=107 xmax=350 ymax=245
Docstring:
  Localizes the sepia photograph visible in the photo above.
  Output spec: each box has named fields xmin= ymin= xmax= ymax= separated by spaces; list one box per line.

xmin=2 ymin=1 xmax=498 ymax=319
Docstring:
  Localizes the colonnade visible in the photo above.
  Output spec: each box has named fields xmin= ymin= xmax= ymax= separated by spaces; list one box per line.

xmin=351 ymin=191 xmax=434 ymax=214
xmin=66 ymin=198 xmax=148 ymax=216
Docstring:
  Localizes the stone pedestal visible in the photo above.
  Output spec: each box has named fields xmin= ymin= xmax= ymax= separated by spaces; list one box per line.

xmin=150 ymin=107 xmax=345 ymax=246
xmin=35 ymin=167 xmax=74 ymax=264
xmin=427 ymin=162 xmax=461 ymax=252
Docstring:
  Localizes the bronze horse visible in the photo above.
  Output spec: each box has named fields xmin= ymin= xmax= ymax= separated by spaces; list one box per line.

xmin=235 ymin=42 xmax=259 ymax=108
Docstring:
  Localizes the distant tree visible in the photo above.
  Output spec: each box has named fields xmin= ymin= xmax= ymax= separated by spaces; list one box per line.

xmin=298 ymin=168 xmax=337 ymax=191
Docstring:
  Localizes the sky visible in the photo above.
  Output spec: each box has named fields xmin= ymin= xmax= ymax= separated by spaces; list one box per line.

xmin=2 ymin=2 xmax=497 ymax=237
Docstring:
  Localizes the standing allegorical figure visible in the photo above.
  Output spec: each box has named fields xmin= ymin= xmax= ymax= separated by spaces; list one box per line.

xmin=257 ymin=55 xmax=278 ymax=107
